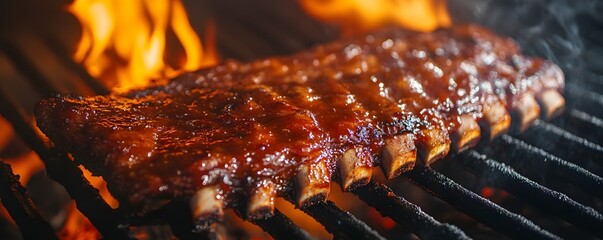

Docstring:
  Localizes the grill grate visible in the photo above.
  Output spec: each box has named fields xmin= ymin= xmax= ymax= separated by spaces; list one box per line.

xmin=521 ymin=122 xmax=603 ymax=173
xmin=458 ymin=150 xmax=603 ymax=237
xmin=293 ymin=200 xmax=386 ymax=240
xmin=353 ymin=181 xmax=470 ymax=240
xmin=0 ymin=41 xmax=59 ymax=97
xmin=0 ymin=161 xmax=57 ymax=239
xmin=236 ymin=209 xmax=313 ymax=240
xmin=566 ymin=84 xmax=603 ymax=118
xmin=557 ymin=109 xmax=603 ymax=145
xmin=2 ymin=47 xmax=603 ymax=239
xmin=0 ymin=91 xmax=133 ymax=240
xmin=406 ymin=166 xmax=561 ymax=240
xmin=1 ymin=1 xmax=603 ymax=239
xmin=488 ymin=134 xmax=603 ymax=199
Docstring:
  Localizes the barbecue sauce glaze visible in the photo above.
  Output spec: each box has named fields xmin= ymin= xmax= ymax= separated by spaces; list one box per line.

xmin=35 ymin=24 xmax=563 ymax=212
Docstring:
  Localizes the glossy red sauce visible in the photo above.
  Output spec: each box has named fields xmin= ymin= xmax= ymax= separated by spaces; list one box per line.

xmin=35 ymin=24 xmax=563 ymax=212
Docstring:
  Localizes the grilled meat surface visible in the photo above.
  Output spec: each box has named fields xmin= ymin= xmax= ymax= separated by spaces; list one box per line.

xmin=35 ymin=24 xmax=564 ymax=215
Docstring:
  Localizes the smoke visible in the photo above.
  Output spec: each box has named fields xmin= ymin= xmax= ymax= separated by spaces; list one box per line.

xmin=449 ymin=0 xmax=603 ymax=76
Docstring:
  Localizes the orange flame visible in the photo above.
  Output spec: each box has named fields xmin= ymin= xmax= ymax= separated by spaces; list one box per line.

xmin=299 ymin=0 xmax=451 ymax=35
xmin=59 ymin=167 xmax=118 ymax=240
xmin=0 ymin=152 xmax=116 ymax=239
xmin=0 ymin=152 xmax=44 ymax=226
xmin=68 ymin=0 xmax=218 ymax=92
xmin=0 ymin=117 xmax=14 ymax=151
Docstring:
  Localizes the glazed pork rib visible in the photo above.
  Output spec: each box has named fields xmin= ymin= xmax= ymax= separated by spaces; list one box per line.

xmin=35 ymin=24 xmax=565 ymax=221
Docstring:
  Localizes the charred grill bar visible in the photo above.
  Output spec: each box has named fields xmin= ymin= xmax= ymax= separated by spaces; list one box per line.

xmin=457 ymin=150 xmax=603 ymax=238
xmin=0 ymin=92 xmax=132 ymax=240
xmin=235 ymin=208 xmax=313 ymax=240
xmin=519 ymin=122 xmax=603 ymax=175
xmin=406 ymin=167 xmax=561 ymax=240
xmin=488 ymin=134 xmax=603 ymax=199
xmin=353 ymin=181 xmax=470 ymax=240
xmin=559 ymin=109 xmax=603 ymax=145
xmin=1 ymin=1 xmax=603 ymax=240
xmin=0 ymin=41 xmax=59 ymax=97
xmin=292 ymin=200 xmax=386 ymax=240
xmin=0 ymin=162 xmax=57 ymax=240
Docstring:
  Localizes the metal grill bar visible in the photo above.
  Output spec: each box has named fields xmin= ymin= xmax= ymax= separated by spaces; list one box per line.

xmin=405 ymin=167 xmax=561 ymax=240
xmin=568 ymin=109 xmax=603 ymax=128
xmin=353 ymin=181 xmax=470 ymax=240
xmin=567 ymin=82 xmax=603 ymax=103
xmin=245 ymin=209 xmax=313 ymax=240
xmin=230 ymin=201 xmax=312 ymax=240
xmin=554 ymin=109 xmax=603 ymax=145
xmin=160 ymin=202 xmax=219 ymax=240
xmin=458 ymin=150 xmax=603 ymax=238
xmin=294 ymin=200 xmax=386 ymax=240
xmin=1 ymin=5 xmax=600 ymax=238
xmin=168 ymin=227 xmax=218 ymax=240
xmin=216 ymin=2 xmax=307 ymax=55
xmin=0 ymin=41 xmax=58 ymax=97
xmin=210 ymin=0 xmax=334 ymax=60
xmin=565 ymin=70 xmax=603 ymax=95
xmin=0 ymin=92 xmax=132 ymax=239
xmin=250 ymin=0 xmax=333 ymax=45
xmin=37 ymin=33 xmax=110 ymax=95
xmin=490 ymin=134 xmax=603 ymax=199
xmin=0 ymin=161 xmax=58 ymax=240
xmin=565 ymin=83 xmax=603 ymax=118
xmin=0 ymin=34 xmax=308 ymax=239
xmin=518 ymin=122 xmax=603 ymax=174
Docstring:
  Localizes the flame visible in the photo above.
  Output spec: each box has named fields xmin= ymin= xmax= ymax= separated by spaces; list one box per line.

xmin=299 ymin=0 xmax=451 ymax=35
xmin=58 ymin=167 xmax=119 ymax=239
xmin=0 ymin=152 xmax=45 ymax=226
xmin=68 ymin=0 xmax=218 ymax=92
xmin=0 ymin=117 xmax=14 ymax=151
xmin=59 ymin=203 xmax=101 ymax=240
xmin=0 ymin=152 xmax=116 ymax=239
xmin=4 ymin=152 xmax=45 ymax=186
xmin=80 ymin=166 xmax=119 ymax=208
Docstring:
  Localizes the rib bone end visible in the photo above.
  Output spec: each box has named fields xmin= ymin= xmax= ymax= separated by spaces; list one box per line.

xmin=418 ymin=128 xmax=451 ymax=165
xmin=513 ymin=94 xmax=541 ymax=132
xmin=380 ymin=133 xmax=417 ymax=179
xmin=338 ymin=147 xmax=372 ymax=191
xmin=296 ymin=160 xmax=330 ymax=208
xmin=247 ymin=179 xmax=276 ymax=220
xmin=452 ymin=115 xmax=481 ymax=152
xmin=190 ymin=186 xmax=224 ymax=224
xmin=481 ymin=101 xmax=511 ymax=140
xmin=537 ymin=89 xmax=565 ymax=120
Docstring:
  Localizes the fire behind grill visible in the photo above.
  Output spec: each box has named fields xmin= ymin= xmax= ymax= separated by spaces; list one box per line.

xmin=1 ymin=0 xmax=603 ymax=239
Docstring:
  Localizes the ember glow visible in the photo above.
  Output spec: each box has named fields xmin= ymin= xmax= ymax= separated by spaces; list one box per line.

xmin=59 ymin=1 xmax=218 ymax=237
xmin=59 ymin=167 xmax=118 ymax=240
xmin=299 ymin=0 xmax=451 ymax=35
xmin=68 ymin=0 xmax=218 ymax=92
xmin=57 ymin=0 xmax=452 ymax=238
xmin=0 ymin=117 xmax=13 ymax=151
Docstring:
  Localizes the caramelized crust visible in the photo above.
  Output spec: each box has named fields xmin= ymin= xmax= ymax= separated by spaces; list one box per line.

xmin=35 ymin=24 xmax=564 ymax=213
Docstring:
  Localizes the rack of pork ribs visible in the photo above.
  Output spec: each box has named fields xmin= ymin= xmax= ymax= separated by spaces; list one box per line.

xmin=35 ymin=24 xmax=565 ymax=222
